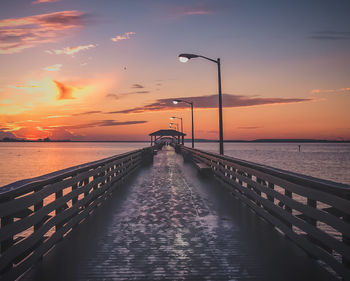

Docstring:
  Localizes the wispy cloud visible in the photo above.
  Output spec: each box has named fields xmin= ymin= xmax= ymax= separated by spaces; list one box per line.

xmin=183 ymin=10 xmax=211 ymax=16
xmin=43 ymin=63 xmax=62 ymax=71
xmin=32 ymin=0 xmax=59 ymax=4
xmin=72 ymin=110 xmax=102 ymax=116
xmin=106 ymin=93 xmax=119 ymax=100
xmin=0 ymin=10 xmax=88 ymax=54
xmin=46 ymin=44 xmax=96 ymax=55
xmin=44 ymin=120 xmax=147 ymax=130
xmin=111 ymin=32 xmax=135 ymax=43
xmin=46 ymin=115 xmax=69 ymax=119
xmin=105 ymin=90 xmax=150 ymax=100
xmin=132 ymin=83 xmax=144 ymax=89
xmin=54 ymin=80 xmax=75 ymax=100
xmin=163 ymin=4 xmax=213 ymax=19
xmin=309 ymin=31 xmax=350 ymax=40
xmin=311 ymin=87 xmax=350 ymax=94
xmin=107 ymin=94 xmax=311 ymax=114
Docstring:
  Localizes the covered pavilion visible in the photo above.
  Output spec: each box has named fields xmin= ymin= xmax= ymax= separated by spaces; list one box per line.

xmin=149 ymin=129 xmax=186 ymax=145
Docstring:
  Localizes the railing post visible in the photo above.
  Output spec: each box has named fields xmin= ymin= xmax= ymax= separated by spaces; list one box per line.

xmin=284 ymin=189 xmax=292 ymax=228
xmin=267 ymin=182 xmax=274 ymax=202
xmin=34 ymin=186 xmax=44 ymax=260
xmin=1 ymin=197 xmax=14 ymax=271
xmin=34 ymin=187 xmax=44 ymax=231
xmin=306 ymin=198 xmax=317 ymax=241
xmin=84 ymin=177 xmax=90 ymax=208
xmin=255 ymin=178 xmax=263 ymax=207
xmin=343 ymin=195 xmax=350 ymax=269
xmin=55 ymin=189 xmax=63 ymax=232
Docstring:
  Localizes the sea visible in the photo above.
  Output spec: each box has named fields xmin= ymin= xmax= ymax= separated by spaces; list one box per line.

xmin=0 ymin=142 xmax=349 ymax=187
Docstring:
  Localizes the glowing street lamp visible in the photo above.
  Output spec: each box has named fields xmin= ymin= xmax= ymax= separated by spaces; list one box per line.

xmin=178 ymin=53 xmax=224 ymax=155
xmin=173 ymin=99 xmax=194 ymax=148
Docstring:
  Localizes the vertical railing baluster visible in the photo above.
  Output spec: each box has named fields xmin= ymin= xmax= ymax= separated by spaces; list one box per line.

xmin=34 ymin=187 xmax=44 ymax=231
xmin=267 ymin=182 xmax=274 ymax=203
xmin=84 ymin=177 xmax=90 ymax=208
xmin=55 ymin=188 xmax=63 ymax=232
xmin=284 ymin=189 xmax=292 ymax=228
xmin=255 ymin=178 xmax=262 ymax=207
xmin=1 ymin=196 xmax=14 ymax=271
xmin=306 ymin=198 xmax=317 ymax=241
xmin=34 ymin=186 xmax=44 ymax=259
xmin=342 ymin=194 xmax=350 ymax=269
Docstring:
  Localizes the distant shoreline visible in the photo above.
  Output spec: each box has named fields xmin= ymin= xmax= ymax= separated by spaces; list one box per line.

xmin=1 ymin=138 xmax=349 ymax=143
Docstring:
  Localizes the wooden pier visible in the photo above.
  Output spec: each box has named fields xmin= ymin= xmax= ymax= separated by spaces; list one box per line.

xmin=0 ymin=144 xmax=349 ymax=280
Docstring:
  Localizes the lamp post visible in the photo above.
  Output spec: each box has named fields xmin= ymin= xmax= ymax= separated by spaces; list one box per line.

xmin=178 ymin=53 xmax=224 ymax=155
xmin=173 ymin=99 xmax=194 ymax=148
xmin=170 ymin=116 xmax=183 ymax=134
xmin=169 ymin=122 xmax=178 ymax=131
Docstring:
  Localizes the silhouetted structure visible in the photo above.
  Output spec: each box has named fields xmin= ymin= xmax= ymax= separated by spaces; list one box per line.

xmin=149 ymin=129 xmax=186 ymax=145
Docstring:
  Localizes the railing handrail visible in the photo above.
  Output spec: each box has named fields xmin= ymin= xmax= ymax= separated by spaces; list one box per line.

xmin=0 ymin=145 xmax=156 ymax=280
xmin=0 ymin=148 xmax=145 ymax=198
xmin=181 ymin=146 xmax=350 ymax=196
xmin=179 ymin=145 xmax=350 ymax=280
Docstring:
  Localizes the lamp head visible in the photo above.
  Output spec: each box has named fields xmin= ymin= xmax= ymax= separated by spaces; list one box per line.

xmin=170 ymin=117 xmax=174 ymax=120
xmin=178 ymin=53 xmax=199 ymax=63
xmin=173 ymin=100 xmax=179 ymax=104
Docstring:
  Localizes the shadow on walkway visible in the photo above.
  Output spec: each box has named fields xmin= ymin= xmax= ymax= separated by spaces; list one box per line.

xmin=24 ymin=145 xmax=335 ymax=280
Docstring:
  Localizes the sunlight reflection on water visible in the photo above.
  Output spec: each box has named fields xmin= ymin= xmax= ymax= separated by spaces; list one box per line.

xmin=0 ymin=142 xmax=149 ymax=187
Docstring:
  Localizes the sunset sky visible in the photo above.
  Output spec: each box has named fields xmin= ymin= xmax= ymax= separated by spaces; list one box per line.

xmin=1 ymin=0 xmax=349 ymax=141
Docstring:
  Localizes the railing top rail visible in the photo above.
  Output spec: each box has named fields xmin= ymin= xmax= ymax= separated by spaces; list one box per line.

xmin=181 ymin=146 xmax=350 ymax=196
xmin=0 ymin=147 xmax=150 ymax=198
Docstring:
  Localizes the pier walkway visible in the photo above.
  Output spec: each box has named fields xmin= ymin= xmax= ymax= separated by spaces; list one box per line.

xmin=23 ymin=146 xmax=334 ymax=280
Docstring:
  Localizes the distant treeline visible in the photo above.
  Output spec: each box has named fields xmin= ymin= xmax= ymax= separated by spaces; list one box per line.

xmin=0 ymin=137 xmax=70 ymax=142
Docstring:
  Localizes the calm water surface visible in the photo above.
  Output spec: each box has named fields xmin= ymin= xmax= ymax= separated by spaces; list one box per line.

xmin=0 ymin=142 xmax=349 ymax=187
xmin=0 ymin=142 xmax=149 ymax=187
xmin=188 ymin=142 xmax=350 ymax=186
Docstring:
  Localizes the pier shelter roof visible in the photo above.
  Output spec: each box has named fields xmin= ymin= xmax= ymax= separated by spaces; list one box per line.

xmin=149 ymin=129 xmax=186 ymax=137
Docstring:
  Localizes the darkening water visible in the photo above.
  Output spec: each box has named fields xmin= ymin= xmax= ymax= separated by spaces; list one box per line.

xmin=0 ymin=142 xmax=349 ymax=187
xmin=187 ymin=142 xmax=350 ymax=186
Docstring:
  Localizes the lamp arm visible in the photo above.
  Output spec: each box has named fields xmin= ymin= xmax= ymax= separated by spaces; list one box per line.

xmin=197 ymin=55 xmax=218 ymax=64
xmin=177 ymin=99 xmax=193 ymax=105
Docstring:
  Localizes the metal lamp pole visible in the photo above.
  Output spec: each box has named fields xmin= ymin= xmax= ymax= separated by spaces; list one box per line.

xmin=173 ymin=100 xmax=194 ymax=148
xmin=170 ymin=116 xmax=183 ymax=134
xmin=178 ymin=53 xmax=224 ymax=155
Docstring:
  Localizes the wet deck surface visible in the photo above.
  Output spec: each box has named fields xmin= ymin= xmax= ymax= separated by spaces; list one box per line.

xmin=24 ymin=146 xmax=335 ymax=280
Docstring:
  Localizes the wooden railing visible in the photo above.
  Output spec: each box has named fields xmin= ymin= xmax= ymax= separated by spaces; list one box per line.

xmin=178 ymin=145 xmax=350 ymax=280
xmin=0 ymin=147 xmax=155 ymax=280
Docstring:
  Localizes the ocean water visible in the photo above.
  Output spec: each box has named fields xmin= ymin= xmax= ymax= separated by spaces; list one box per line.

xmin=0 ymin=142 xmax=349 ymax=187
xmin=0 ymin=142 xmax=149 ymax=187
xmin=187 ymin=142 xmax=350 ymax=186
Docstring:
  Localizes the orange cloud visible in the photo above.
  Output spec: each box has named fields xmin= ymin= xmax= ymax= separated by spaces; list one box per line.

xmin=46 ymin=44 xmax=96 ymax=55
xmin=311 ymin=87 xmax=350 ymax=94
xmin=54 ymin=80 xmax=75 ymax=100
xmin=111 ymin=32 xmax=135 ymax=43
xmin=0 ymin=10 xmax=87 ymax=54
xmin=32 ymin=0 xmax=59 ymax=4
